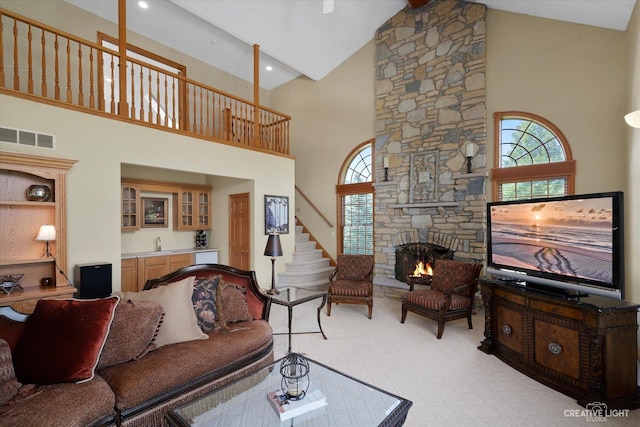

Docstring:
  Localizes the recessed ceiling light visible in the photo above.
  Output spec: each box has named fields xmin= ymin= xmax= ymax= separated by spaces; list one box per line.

xmin=138 ymin=1 xmax=148 ymax=9
xmin=265 ymin=66 xmax=273 ymax=71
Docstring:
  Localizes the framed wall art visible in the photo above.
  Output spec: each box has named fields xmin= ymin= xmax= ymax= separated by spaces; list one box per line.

xmin=264 ymin=195 xmax=289 ymax=234
xmin=142 ymin=197 xmax=168 ymax=228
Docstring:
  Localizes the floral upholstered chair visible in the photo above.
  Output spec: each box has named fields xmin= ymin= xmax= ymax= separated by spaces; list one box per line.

xmin=327 ymin=254 xmax=374 ymax=319
xmin=401 ymin=259 xmax=482 ymax=339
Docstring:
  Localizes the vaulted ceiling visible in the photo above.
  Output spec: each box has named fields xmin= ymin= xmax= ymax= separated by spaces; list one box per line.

xmin=66 ymin=0 xmax=637 ymax=90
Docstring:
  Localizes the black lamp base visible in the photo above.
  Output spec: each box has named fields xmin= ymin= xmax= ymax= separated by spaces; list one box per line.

xmin=267 ymin=257 xmax=279 ymax=295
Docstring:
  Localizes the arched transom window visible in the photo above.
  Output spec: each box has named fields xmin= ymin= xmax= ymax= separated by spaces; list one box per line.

xmin=492 ymin=112 xmax=575 ymax=201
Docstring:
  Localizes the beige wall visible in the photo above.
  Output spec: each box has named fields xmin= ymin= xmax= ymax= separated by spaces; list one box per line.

xmin=0 ymin=96 xmax=295 ymax=291
xmin=271 ymin=41 xmax=377 ymax=258
xmin=485 ymin=10 xmax=627 ymax=198
xmin=626 ymin=3 xmax=640 ymax=305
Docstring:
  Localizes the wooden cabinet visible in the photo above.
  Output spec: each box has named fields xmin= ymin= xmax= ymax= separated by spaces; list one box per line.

xmin=0 ymin=152 xmax=77 ymax=312
xmin=133 ymin=253 xmax=194 ymax=291
xmin=479 ymin=278 xmax=640 ymax=409
xmin=174 ymin=188 xmax=212 ymax=230
xmin=121 ymin=258 xmax=138 ymax=292
xmin=121 ymin=183 xmax=140 ymax=230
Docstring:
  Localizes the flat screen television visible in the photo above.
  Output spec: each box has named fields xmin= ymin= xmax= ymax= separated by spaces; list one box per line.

xmin=486 ymin=191 xmax=624 ymax=300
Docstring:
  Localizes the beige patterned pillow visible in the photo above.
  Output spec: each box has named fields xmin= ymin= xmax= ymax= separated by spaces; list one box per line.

xmin=97 ymin=300 xmax=164 ymax=369
xmin=114 ymin=276 xmax=207 ymax=347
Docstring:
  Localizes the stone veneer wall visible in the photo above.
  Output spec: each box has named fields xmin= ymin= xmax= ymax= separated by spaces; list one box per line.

xmin=373 ymin=0 xmax=487 ymax=289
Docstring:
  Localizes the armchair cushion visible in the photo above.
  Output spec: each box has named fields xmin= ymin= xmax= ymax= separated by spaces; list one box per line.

xmin=430 ymin=259 xmax=482 ymax=296
xmin=335 ymin=254 xmax=374 ymax=281
xmin=404 ymin=289 xmax=471 ymax=311
xmin=329 ymin=280 xmax=372 ymax=297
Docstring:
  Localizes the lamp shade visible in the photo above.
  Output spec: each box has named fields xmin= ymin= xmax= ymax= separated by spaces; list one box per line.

xmin=264 ymin=233 xmax=283 ymax=257
xmin=35 ymin=225 xmax=56 ymax=242
xmin=624 ymin=110 xmax=640 ymax=128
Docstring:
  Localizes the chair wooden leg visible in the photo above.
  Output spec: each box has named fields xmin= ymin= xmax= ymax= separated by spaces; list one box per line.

xmin=401 ymin=304 xmax=407 ymax=323
xmin=327 ymin=300 xmax=332 ymax=316
xmin=368 ymin=303 xmax=372 ymax=319
xmin=436 ymin=321 xmax=445 ymax=339
xmin=467 ymin=312 xmax=473 ymax=329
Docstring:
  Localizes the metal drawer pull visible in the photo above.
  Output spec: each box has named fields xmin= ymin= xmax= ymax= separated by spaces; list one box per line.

xmin=548 ymin=342 xmax=563 ymax=355
xmin=502 ymin=325 xmax=512 ymax=335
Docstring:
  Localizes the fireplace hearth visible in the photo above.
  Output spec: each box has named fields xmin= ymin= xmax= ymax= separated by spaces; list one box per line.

xmin=395 ymin=243 xmax=454 ymax=289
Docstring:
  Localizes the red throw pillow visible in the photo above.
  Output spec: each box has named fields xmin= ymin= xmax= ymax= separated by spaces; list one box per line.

xmin=13 ymin=296 xmax=119 ymax=385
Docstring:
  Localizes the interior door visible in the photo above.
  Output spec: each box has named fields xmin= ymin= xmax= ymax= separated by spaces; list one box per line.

xmin=229 ymin=193 xmax=250 ymax=270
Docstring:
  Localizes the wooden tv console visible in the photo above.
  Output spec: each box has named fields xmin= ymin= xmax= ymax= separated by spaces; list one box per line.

xmin=479 ymin=277 xmax=639 ymax=409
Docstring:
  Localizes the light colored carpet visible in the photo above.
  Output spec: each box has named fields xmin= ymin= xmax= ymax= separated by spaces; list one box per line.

xmin=267 ymin=294 xmax=640 ymax=426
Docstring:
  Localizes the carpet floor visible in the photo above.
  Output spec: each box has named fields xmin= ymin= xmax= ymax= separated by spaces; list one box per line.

xmin=267 ymin=293 xmax=640 ymax=426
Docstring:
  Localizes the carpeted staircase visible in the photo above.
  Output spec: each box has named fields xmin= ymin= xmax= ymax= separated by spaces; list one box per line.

xmin=277 ymin=223 xmax=334 ymax=290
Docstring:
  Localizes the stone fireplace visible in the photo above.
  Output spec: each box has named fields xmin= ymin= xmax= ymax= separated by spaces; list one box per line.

xmin=395 ymin=243 xmax=454 ymax=283
xmin=373 ymin=0 xmax=487 ymax=291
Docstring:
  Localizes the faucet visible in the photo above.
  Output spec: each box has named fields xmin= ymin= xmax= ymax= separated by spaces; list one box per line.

xmin=156 ymin=236 xmax=162 ymax=251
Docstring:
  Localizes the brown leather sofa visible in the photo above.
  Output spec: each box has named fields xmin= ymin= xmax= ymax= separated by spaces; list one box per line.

xmin=0 ymin=264 xmax=274 ymax=426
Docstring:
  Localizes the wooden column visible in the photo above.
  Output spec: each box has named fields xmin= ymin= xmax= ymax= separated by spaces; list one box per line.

xmin=117 ymin=0 xmax=128 ymax=116
xmin=253 ymin=44 xmax=261 ymax=148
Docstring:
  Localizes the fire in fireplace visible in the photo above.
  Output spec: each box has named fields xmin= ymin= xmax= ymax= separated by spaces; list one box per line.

xmin=395 ymin=243 xmax=454 ymax=290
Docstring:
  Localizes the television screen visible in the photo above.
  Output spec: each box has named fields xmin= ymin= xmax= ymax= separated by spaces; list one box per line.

xmin=487 ymin=192 xmax=624 ymax=300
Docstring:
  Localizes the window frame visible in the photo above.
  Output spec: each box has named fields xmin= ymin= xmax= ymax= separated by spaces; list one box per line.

xmin=491 ymin=111 xmax=575 ymax=201
xmin=336 ymin=139 xmax=374 ymax=255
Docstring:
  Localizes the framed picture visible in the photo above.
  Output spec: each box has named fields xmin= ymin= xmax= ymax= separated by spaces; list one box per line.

xmin=265 ymin=195 xmax=289 ymax=234
xmin=142 ymin=197 xmax=168 ymax=228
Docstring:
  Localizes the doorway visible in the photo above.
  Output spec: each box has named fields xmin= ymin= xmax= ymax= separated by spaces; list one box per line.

xmin=229 ymin=193 xmax=250 ymax=270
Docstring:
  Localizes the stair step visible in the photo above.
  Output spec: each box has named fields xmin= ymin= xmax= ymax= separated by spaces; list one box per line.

xmin=292 ymin=249 xmax=325 ymax=262
xmin=295 ymin=233 xmax=310 ymax=243
xmin=278 ymin=266 xmax=334 ymax=285
xmin=295 ymin=241 xmax=317 ymax=252
xmin=284 ymin=257 xmax=330 ymax=272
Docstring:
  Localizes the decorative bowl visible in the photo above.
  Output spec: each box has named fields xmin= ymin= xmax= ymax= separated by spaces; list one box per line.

xmin=27 ymin=185 xmax=51 ymax=201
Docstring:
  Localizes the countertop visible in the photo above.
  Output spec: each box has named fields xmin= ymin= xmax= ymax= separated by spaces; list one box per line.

xmin=122 ymin=248 xmax=220 ymax=259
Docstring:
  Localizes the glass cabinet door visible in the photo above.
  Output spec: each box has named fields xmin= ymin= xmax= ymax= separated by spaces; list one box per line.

xmin=181 ymin=190 xmax=194 ymax=227
xmin=197 ymin=191 xmax=210 ymax=227
xmin=122 ymin=185 xmax=139 ymax=230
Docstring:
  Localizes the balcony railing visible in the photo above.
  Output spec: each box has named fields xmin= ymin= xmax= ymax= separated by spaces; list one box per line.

xmin=0 ymin=8 xmax=290 ymax=155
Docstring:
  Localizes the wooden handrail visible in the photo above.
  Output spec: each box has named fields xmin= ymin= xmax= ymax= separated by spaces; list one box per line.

xmin=0 ymin=7 xmax=291 ymax=156
xmin=295 ymin=186 xmax=334 ymax=228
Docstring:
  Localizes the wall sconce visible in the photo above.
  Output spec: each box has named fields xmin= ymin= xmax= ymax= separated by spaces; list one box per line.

xmin=464 ymin=142 xmax=477 ymax=174
xmin=35 ymin=224 xmax=56 ymax=258
xmin=264 ymin=233 xmax=283 ymax=295
xmin=624 ymin=110 xmax=640 ymax=128
xmin=383 ymin=156 xmax=390 ymax=182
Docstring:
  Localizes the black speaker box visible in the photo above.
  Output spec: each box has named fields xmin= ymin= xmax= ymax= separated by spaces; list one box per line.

xmin=74 ymin=263 xmax=112 ymax=299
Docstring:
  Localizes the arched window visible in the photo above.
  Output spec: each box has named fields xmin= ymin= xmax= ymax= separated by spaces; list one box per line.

xmin=336 ymin=140 xmax=374 ymax=255
xmin=492 ymin=112 xmax=575 ymax=201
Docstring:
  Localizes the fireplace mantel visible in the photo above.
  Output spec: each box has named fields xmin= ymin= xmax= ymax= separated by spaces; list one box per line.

xmin=389 ymin=202 xmax=459 ymax=209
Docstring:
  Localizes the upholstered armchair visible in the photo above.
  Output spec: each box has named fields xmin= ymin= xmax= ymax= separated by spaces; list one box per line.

xmin=327 ymin=254 xmax=374 ymax=319
xmin=401 ymin=259 xmax=482 ymax=339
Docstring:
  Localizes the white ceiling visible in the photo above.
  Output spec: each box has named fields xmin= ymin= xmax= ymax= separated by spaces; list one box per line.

xmin=66 ymin=0 xmax=637 ymax=90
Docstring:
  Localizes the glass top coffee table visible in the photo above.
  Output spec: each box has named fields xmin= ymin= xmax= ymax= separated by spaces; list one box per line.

xmin=166 ymin=356 xmax=412 ymax=426
xmin=265 ymin=286 xmax=328 ymax=353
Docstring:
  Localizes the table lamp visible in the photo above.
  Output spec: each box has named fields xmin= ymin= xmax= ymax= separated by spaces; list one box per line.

xmin=264 ymin=233 xmax=283 ymax=295
xmin=36 ymin=224 xmax=56 ymax=257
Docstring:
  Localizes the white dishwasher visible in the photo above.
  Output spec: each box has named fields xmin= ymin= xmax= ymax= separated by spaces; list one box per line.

xmin=194 ymin=250 xmax=219 ymax=264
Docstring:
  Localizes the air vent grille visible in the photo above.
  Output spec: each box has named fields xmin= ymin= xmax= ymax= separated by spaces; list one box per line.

xmin=0 ymin=127 xmax=55 ymax=149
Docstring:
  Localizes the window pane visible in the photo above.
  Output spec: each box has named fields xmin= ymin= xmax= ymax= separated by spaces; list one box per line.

xmin=500 ymin=117 xmax=566 ymax=167
xmin=344 ymin=146 xmax=372 ymax=184
xmin=342 ymin=193 xmax=373 ymax=255
xmin=515 ymin=182 xmax=532 ymax=200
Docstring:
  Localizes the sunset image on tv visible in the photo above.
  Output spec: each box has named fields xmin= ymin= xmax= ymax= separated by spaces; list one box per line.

xmin=490 ymin=197 xmax=614 ymax=284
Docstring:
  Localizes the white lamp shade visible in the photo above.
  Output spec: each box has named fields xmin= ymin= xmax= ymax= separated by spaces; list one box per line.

xmin=36 ymin=225 xmax=56 ymax=241
xmin=624 ymin=110 xmax=640 ymax=128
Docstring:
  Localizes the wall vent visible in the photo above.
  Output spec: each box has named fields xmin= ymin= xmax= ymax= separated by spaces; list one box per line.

xmin=0 ymin=127 xmax=55 ymax=149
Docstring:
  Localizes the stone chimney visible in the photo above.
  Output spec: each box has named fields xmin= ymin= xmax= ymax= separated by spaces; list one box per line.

xmin=374 ymin=0 xmax=487 ymax=289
